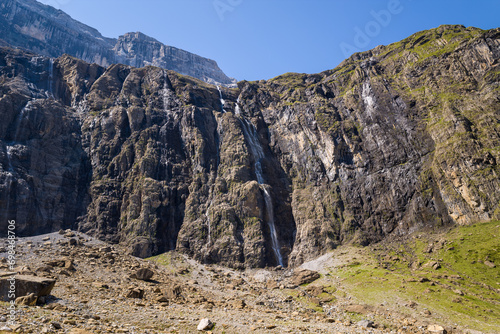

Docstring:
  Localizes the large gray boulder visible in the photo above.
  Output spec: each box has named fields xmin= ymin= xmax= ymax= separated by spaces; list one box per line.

xmin=0 ymin=272 xmax=56 ymax=302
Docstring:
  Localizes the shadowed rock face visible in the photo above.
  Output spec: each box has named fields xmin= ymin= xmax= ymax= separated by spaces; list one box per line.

xmin=1 ymin=25 xmax=499 ymax=268
xmin=0 ymin=0 xmax=236 ymax=86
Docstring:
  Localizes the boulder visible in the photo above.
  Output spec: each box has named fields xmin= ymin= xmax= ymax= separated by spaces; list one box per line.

xmin=64 ymin=259 xmax=75 ymax=271
xmin=51 ymin=322 xmax=62 ymax=330
xmin=424 ymin=261 xmax=441 ymax=270
xmin=130 ymin=268 xmax=154 ymax=281
xmin=345 ymin=304 xmax=372 ymax=314
xmin=357 ymin=320 xmax=374 ymax=328
xmin=305 ymin=285 xmax=324 ymax=296
xmin=428 ymin=324 xmax=446 ymax=334
xmin=290 ymin=269 xmax=320 ymax=286
xmin=157 ymin=296 xmax=169 ymax=303
xmin=166 ymin=285 xmax=183 ymax=300
xmin=484 ymin=260 xmax=496 ymax=268
xmin=125 ymin=287 xmax=144 ymax=299
xmin=197 ymin=318 xmax=214 ymax=331
xmin=0 ymin=273 xmax=56 ymax=302
xmin=99 ymin=246 xmax=112 ymax=253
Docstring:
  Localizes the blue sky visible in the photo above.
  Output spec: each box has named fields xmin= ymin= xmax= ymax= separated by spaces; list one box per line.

xmin=38 ymin=0 xmax=500 ymax=81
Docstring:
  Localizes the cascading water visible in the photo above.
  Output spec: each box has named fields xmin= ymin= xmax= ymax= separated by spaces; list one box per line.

xmin=2 ymin=174 xmax=13 ymax=221
xmin=13 ymin=100 xmax=33 ymax=141
xmin=217 ymin=86 xmax=226 ymax=113
xmin=202 ymin=87 xmax=228 ymax=246
xmin=48 ymin=58 xmax=54 ymax=97
xmin=5 ymin=145 xmax=14 ymax=173
xmin=239 ymin=117 xmax=284 ymax=266
xmin=162 ymin=71 xmax=170 ymax=113
xmin=235 ymin=99 xmax=241 ymax=116
xmin=3 ymin=145 xmax=15 ymax=221
xmin=205 ymin=199 xmax=213 ymax=245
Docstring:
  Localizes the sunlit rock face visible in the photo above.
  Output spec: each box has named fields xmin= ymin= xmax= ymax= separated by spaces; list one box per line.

xmin=0 ymin=0 xmax=236 ymax=86
xmin=1 ymin=25 xmax=499 ymax=268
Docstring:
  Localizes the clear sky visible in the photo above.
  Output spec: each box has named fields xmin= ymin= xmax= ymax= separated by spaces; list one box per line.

xmin=38 ymin=0 xmax=500 ymax=81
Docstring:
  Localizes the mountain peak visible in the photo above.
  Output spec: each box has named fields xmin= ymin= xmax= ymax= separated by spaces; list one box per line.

xmin=119 ymin=31 xmax=160 ymax=43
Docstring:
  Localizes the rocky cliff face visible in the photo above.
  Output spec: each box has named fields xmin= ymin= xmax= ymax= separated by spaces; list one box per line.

xmin=1 ymin=25 xmax=499 ymax=268
xmin=0 ymin=0 xmax=236 ymax=86
xmin=113 ymin=32 xmax=234 ymax=87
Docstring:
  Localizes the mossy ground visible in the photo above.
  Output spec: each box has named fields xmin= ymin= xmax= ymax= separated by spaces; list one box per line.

xmin=326 ymin=221 xmax=500 ymax=332
xmin=148 ymin=251 xmax=190 ymax=275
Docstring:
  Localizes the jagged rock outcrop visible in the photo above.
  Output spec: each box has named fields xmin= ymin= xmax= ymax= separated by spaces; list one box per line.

xmin=0 ymin=0 xmax=236 ymax=86
xmin=1 ymin=25 xmax=499 ymax=268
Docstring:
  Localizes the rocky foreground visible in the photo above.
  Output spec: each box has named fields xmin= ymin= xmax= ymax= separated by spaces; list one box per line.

xmin=0 ymin=231 xmax=481 ymax=334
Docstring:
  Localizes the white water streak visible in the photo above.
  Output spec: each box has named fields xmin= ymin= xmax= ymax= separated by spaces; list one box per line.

xmin=205 ymin=199 xmax=213 ymax=245
xmin=217 ymin=86 xmax=226 ymax=113
xmin=240 ymin=118 xmax=283 ymax=266
xmin=48 ymin=58 xmax=54 ymax=97
xmin=2 ymin=174 xmax=13 ymax=221
xmin=14 ymin=100 xmax=34 ymax=141
xmin=5 ymin=146 xmax=14 ymax=173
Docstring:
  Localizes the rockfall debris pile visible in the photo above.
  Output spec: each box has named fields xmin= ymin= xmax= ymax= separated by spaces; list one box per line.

xmin=0 ymin=231 xmax=458 ymax=333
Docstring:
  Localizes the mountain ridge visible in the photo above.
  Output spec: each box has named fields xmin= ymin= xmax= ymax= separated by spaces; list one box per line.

xmin=0 ymin=0 xmax=237 ymax=86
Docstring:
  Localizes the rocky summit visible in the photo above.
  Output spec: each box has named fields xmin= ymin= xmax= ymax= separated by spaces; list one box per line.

xmin=0 ymin=0 xmax=236 ymax=86
xmin=0 ymin=24 xmax=500 ymax=271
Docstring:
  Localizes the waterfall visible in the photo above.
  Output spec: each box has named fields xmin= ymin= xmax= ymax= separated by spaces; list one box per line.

xmin=217 ymin=86 xmax=226 ymax=113
xmin=48 ymin=58 xmax=54 ymax=97
xmin=162 ymin=71 xmax=169 ymax=112
xmin=13 ymin=100 xmax=33 ymax=141
xmin=203 ymin=86 xmax=226 ymax=246
xmin=2 ymin=174 xmax=13 ymax=222
xmin=239 ymin=118 xmax=284 ymax=266
xmin=74 ymin=95 xmax=90 ymax=114
xmin=261 ymin=187 xmax=282 ymax=266
xmin=5 ymin=145 xmax=14 ymax=173
xmin=2 ymin=146 xmax=14 ymax=220
xmin=205 ymin=199 xmax=213 ymax=245
xmin=235 ymin=101 xmax=241 ymax=116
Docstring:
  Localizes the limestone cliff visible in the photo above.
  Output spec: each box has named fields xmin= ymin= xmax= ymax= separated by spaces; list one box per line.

xmin=1 ymin=25 xmax=499 ymax=268
xmin=0 ymin=0 xmax=236 ymax=86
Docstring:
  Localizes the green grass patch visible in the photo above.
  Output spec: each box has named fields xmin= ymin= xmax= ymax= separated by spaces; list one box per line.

xmin=269 ymin=72 xmax=307 ymax=87
xmin=147 ymin=252 xmax=175 ymax=271
xmin=330 ymin=221 xmax=500 ymax=332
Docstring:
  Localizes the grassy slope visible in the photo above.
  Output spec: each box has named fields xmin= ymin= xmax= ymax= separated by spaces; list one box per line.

xmin=330 ymin=221 xmax=500 ymax=332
